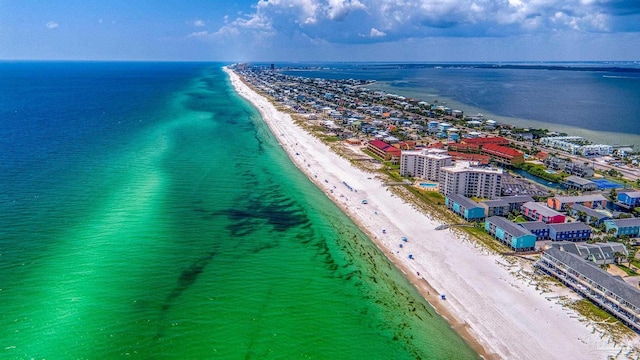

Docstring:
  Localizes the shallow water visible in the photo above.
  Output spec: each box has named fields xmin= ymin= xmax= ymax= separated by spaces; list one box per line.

xmin=0 ymin=62 xmax=477 ymax=359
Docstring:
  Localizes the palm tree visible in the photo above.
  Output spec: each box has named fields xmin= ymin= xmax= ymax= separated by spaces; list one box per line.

xmin=613 ymin=251 xmax=625 ymax=266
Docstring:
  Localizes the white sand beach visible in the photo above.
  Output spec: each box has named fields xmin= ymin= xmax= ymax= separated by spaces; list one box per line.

xmin=225 ymin=67 xmax=640 ymax=359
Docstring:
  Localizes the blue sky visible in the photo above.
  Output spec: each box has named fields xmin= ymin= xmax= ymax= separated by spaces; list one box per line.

xmin=2 ymin=0 xmax=640 ymax=61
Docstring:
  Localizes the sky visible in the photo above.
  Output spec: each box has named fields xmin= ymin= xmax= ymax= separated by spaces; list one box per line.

xmin=1 ymin=0 xmax=640 ymax=62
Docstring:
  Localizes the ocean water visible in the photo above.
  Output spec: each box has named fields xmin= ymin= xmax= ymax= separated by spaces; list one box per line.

xmin=0 ymin=62 xmax=477 ymax=359
xmin=280 ymin=63 xmax=640 ymax=148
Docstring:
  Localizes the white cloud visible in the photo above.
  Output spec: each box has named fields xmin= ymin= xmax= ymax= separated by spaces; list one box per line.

xmin=188 ymin=19 xmax=206 ymax=27
xmin=326 ymin=0 xmax=366 ymax=20
xmin=187 ymin=31 xmax=212 ymax=39
xmin=209 ymin=0 xmax=638 ymax=48
xmin=46 ymin=21 xmax=59 ymax=29
xmin=369 ymin=28 xmax=386 ymax=37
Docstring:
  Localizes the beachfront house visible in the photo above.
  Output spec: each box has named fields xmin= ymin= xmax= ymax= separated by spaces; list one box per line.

xmin=485 ymin=216 xmax=537 ymax=251
xmin=445 ymin=194 xmax=486 ymax=222
xmin=548 ymin=222 xmax=592 ymax=242
xmin=521 ymin=202 xmax=566 ymax=224
xmin=535 ymin=247 xmax=640 ymax=333
xmin=604 ymin=218 xmax=640 ymax=238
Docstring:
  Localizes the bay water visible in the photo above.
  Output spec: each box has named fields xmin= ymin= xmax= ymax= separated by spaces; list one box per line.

xmin=281 ymin=63 xmax=640 ymax=148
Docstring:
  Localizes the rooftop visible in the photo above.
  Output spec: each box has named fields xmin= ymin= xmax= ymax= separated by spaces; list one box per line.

xmin=487 ymin=216 xmax=534 ymax=238
xmin=441 ymin=161 xmax=503 ymax=175
xmin=522 ymin=202 xmax=565 ymax=218
xmin=519 ymin=221 xmax=549 ymax=231
xmin=481 ymin=143 xmax=524 ymax=158
xmin=619 ymin=191 xmax=640 ymax=198
xmin=548 ymin=222 xmax=591 ymax=232
xmin=543 ymin=247 xmax=640 ymax=309
xmin=554 ymin=194 xmax=608 ymax=203
xmin=564 ymin=175 xmax=596 ymax=186
xmin=447 ymin=194 xmax=483 ymax=209
xmin=605 ymin=217 xmax=640 ymax=227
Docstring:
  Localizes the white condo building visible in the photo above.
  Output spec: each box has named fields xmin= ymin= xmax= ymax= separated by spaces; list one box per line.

xmin=439 ymin=161 xmax=503 ymax=199
xmin=400 ymin=148 xmax=452 ymax=181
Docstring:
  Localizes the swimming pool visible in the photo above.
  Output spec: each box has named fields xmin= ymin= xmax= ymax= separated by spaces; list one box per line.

xmin=419 ymin=182 xmax=438 ymax=190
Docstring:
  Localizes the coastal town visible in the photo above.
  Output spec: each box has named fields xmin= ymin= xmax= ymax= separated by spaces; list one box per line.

xmin=232 ymin=63 xmax=640 ymax=342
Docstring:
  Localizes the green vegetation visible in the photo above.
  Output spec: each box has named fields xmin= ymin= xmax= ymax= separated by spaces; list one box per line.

xmin=616 ymin=264 xmax=639 ymax=276
xmin=320 ymin=135 xmax=342 ymax=142
xmin=362 ymin=148 xmax=383 ymax=161
xmin=517 ymin=162 xmax=568 ymax=183
xmin=513 ymin=215 xmax=528 ymax=223
xmin=566 ymin=299 xmax=636 ymax=341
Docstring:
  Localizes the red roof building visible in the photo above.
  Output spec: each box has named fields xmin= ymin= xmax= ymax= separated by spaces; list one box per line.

xmin=447 ymin=142 xmax=481 ymax=153
xmin=367 ymin=140 xmax=402 ymax=162
xmin=447 ymin=151 xmax=490 ymax=165
xmin=463 ymin=137 xmax=510 ymax=147
xmin=481 ymin=143 xmax=524 ymax=166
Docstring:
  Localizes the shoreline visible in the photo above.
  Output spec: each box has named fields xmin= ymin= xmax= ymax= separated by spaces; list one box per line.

xmin=224 ymin=66 xmax=639 ymax=359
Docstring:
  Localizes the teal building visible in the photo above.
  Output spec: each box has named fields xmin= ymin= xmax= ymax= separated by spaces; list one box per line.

xmin=485 ymin=216 xmax=537 ymax=251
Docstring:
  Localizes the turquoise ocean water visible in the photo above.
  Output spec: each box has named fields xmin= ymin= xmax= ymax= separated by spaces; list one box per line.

xmin=0 ymin=62 xmax=477 ymax=359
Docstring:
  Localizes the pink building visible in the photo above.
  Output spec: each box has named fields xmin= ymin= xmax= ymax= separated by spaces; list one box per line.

xmin=521 ymin=202 xmax=566 ymax=224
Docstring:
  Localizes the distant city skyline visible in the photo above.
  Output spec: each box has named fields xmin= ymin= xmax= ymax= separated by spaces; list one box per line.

xmin=2 ymin=0 xmax=640 ymax=62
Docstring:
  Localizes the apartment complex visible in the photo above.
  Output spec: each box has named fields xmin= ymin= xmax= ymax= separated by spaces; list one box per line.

xmin=536 ymin=247 xmax=640 ymax=332
xmin=438 ymin=161 xmax=503 ymax=199
xmin=400 ymin=148 xmax=453 ymax=181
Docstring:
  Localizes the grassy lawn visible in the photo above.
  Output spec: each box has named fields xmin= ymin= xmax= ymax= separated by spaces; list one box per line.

xmin=616 ymin=264 xmax=639 ymax=276
xmin=513 ymin=215 xmax=528 ymax=223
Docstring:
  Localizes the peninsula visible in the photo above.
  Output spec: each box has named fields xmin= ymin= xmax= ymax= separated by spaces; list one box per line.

xmin=225 ymin=66 xmax=640 ymax=360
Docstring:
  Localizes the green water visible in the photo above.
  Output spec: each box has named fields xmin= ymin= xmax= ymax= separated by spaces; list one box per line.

xmin=0 ymin=64 xmax=477 ymax=359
